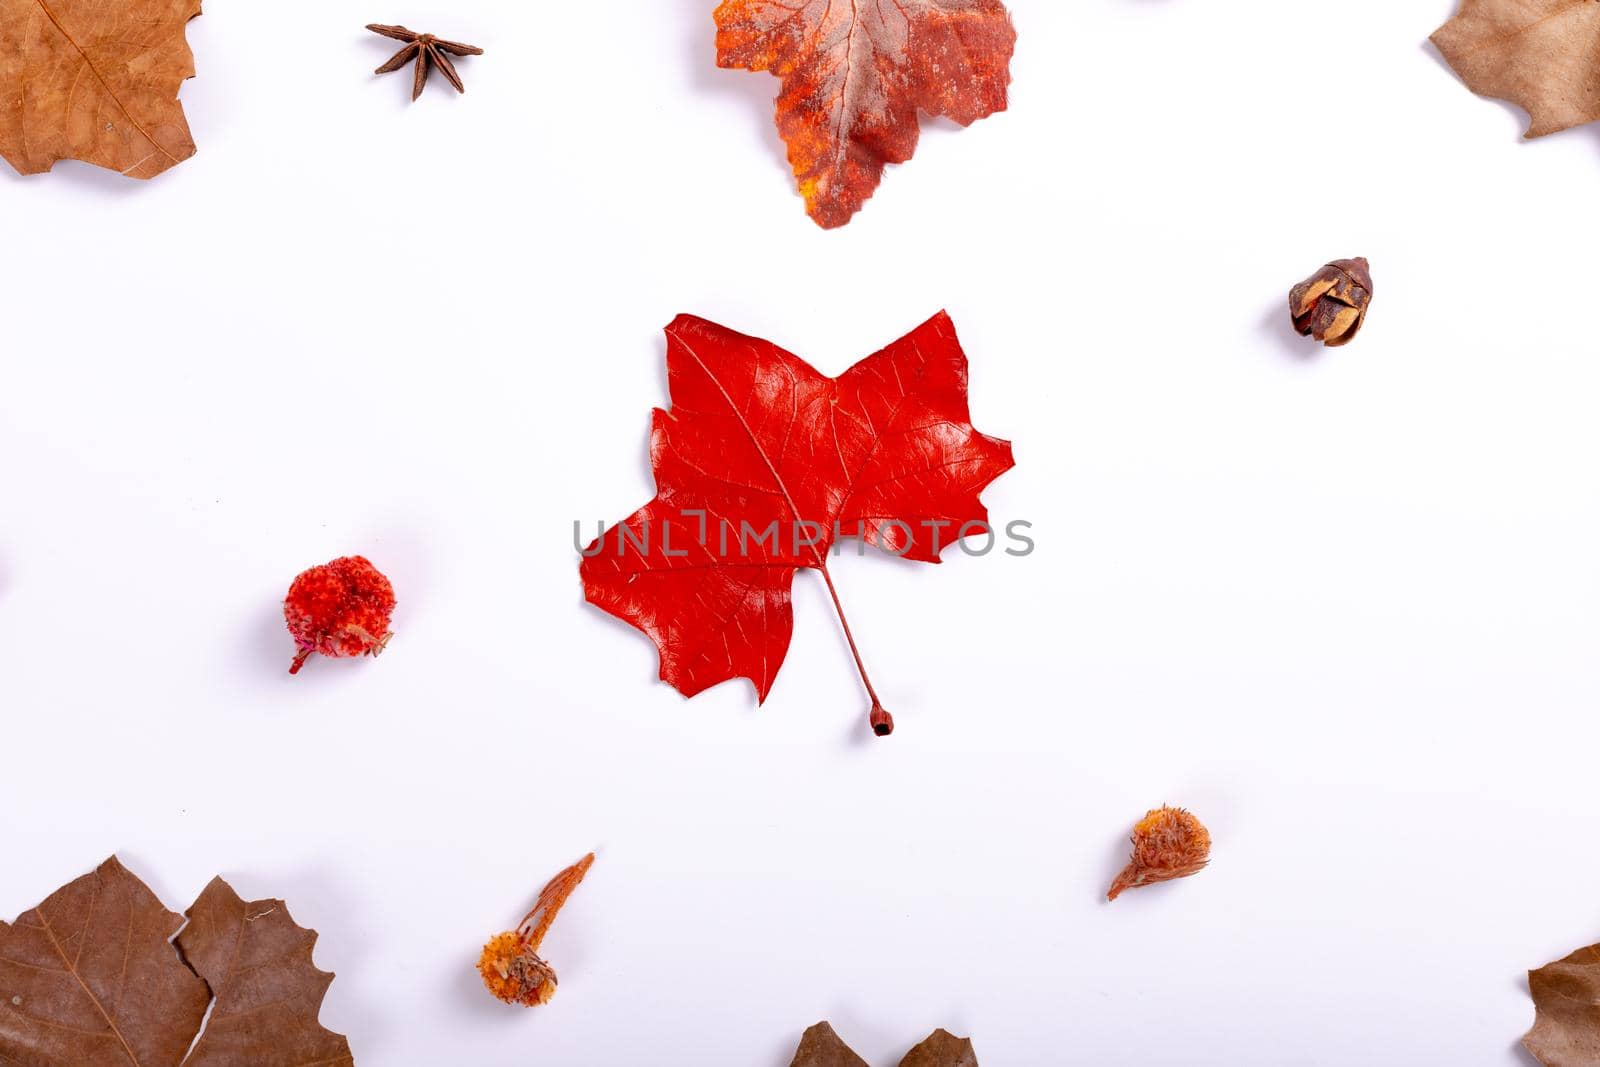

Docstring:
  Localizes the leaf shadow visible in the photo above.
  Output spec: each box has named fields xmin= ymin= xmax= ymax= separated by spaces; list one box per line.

xmin=764 ymin=1032 xmax=802 ymax=1067
xmin=244 ymin=598 xmax=292 ymax=677
xmin=240 ymin=596 xmax=372 ymax=684
xmin=1259 ymin=298 xmax=1317 ymax=363
xmin=644 ymin=322 xmax=670 ymax=485
xmin=449 ymin=948 xmax=530 ymax=1023
xmin=1507 ymin=972 xmax=1540 ymax=1065
xmin=677 ymin=0 xmax=792 ymax=189
xmin=1099 ymin=830 xmax=1129 ymax=904
xmin=0 ymin=158 xmax=155 ymax=196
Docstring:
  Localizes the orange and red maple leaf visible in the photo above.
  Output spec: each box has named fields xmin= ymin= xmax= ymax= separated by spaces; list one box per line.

xmin=715 ymin=0 xmax=1017 ymax=228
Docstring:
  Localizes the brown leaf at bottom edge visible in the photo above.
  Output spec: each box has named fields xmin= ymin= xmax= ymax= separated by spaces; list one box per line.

xmin=899 ymin=1028 xmax=979 ymax=1067
xmin=788 ymin=1023 xmax=979 ymax=1067
xmin=1524 ymin=942 xmax=1600 ymax=1066
xmin=790 ymin=1022 xmax=870 ymax=1067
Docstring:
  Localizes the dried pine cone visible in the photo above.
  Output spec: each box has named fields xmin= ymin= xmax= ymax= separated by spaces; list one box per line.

xmin=1289 ymin=257 xmax=1372 ymax=347
xmin=1106 ymin=805 xmax=1211 ymax=901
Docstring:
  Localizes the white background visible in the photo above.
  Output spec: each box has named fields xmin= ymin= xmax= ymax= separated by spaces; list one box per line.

xmin=1 ymin=1 xmax=1596 ymax=1064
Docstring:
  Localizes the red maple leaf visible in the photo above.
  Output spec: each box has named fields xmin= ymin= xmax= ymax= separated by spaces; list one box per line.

xmin=714 ymin=0 xmax=1017 ymax=229
xmin=580 ymin=312 xmax=1014 ymax=736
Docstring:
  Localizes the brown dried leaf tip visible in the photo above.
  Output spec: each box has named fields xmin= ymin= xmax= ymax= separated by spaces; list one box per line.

xmin=478 ymin=852 xmax=594 ymax=1007
xmin=1106 ymin=805 xmax=1211 ymax=902
xmin=367 ymin=24 xmax=483 ymax=101
xmin=1289 ymin=257 xmax=1373 ymax=347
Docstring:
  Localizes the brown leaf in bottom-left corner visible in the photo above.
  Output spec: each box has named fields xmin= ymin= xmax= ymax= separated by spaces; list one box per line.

xmin=0 ymin=856 xmax=208 ymax=1064
xmin=0 ymin=856 xmax=352 ymax=1066
xmin=1525 ymin=941 xmax=1600 ymax=1066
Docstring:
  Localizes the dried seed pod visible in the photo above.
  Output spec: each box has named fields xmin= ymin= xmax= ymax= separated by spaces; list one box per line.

xmin=1106 ymin=805 xmax=1210 ymax=901
xmin=1289 ymin=257 xmax=1373 ymax=347
xmin=478 ymin=853 xmax=594 ymax=1007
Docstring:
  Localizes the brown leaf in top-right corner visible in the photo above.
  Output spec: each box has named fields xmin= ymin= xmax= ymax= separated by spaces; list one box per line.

xmin=1432 ymin=2 xmax=1600 ymax=138
xmin=1524 ymin=941 xmax=1600 ymax=1066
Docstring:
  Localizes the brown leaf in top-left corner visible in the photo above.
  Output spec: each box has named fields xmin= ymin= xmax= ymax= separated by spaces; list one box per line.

xmin=0 ymin=0 xmax=203 ymax=179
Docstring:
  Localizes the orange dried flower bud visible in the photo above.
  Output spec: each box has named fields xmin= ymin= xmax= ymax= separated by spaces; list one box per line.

xmin=478 ymin=932 xmax=559 ymax=1007
xmin=478 ymin=852 xmax=594 ymax=1008
xmin=1106 ymin=805 xmax=1211 ymax=901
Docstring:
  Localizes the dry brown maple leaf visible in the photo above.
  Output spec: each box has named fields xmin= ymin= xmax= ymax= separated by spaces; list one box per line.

xmin=790 ymin=1022 xmax=979 ymax=1067
xmin=1524 ymin=942 xmax=1600 ymax=1066
xmin=0 ymin=0 xmax=202 ymax=178
xmin=715 ymin=0 xmax=1016 ymax=228
xmin=1432 ymin=1 xmax=1600 ymax=138
xmin=0 ymin=856 xmax=352 ymax=1066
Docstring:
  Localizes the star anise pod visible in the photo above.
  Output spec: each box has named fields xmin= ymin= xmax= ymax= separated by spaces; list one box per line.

xmin=367 ymin=24 xmax=484 ymax=101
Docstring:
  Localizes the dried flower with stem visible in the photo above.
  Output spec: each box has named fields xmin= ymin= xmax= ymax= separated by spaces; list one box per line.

xmin=478 ymin=853 xmax=595 ymax=1007
xmin=1106 ymin=805 xmax=1210 ymax=901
